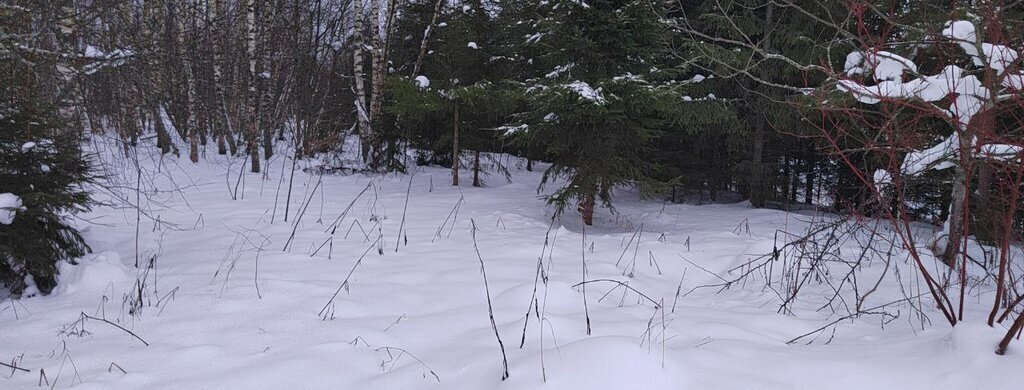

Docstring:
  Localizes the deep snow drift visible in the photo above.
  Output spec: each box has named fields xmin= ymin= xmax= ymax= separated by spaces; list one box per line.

xmin=2 ymin=140 xmax=1022 ymax=389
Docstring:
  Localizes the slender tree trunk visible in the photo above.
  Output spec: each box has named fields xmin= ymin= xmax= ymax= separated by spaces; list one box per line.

xmin=473 ymin=150 xmax=481 ymax=187
xmin=212 ymin=0 xmax=235 ymax=156
xmin=977 ymin=163 xmax=996 ymax=241
xmin=187 ymin=49 xmax=200 ymax=163
xmin=748 ymin=4 xmax=773 ymax=209
xmin=226 ymin=126 xmax=238 ymax=155
xmin=790 ymin=158 xmax=799 ymax=203
xmin=710 ymin=146 xmax=721 ymax=201
xmin=199 ymin=114 xmax=208 ymax=147
xmin=190 ymin=131 xmax=200 ymax=162
xmin=749 ymin=112 xmax=766 ymax=208
xmin=353 ymin=0 xmax=372 ymax=164
xmin=452 ymin=106 xmax=459 ymax=186
xmin=974 ymin=51 xmax=1001 ymax=243
xmin=581 ymin=192 xmax=595 ymax=226
xmin=942 ymin=51 xmax=1000 ymax=264
xmin=368 ymin=0 xmax=389 ymax=161
xmin=412 ymin=0 xmax=445 ymax=77
xmin=262 ymin=108 xmax=273 ymax=161
xmin=782 ymin=155 xmax=792 ymax=203
xmin=126 ymin=106 xmax=140 ymax=147
xmin=805 ymin=147 xmax=815 ymax=204
xmin=261 ymin=4 xmax=274 ymax=162
xmin=367 ymin=0 xmax=390 ymax=168
xmin=217 ymin=133 xmax=227 ymax=155
xmin=247 ymin=0 xmax=262 ymax=173
xmin=943 ymin=137 xmax=971 ymax=266
xmin=153 ymin=107 xmax=173 ymax=155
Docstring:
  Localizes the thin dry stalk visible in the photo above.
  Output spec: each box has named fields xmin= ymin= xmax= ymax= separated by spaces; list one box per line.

xmin=470 ymin=219 xmax=510 ymax=380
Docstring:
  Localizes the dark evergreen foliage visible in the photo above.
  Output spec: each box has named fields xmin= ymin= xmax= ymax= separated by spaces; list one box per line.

xmin=503 ymin=0 xmax=737 ymax=223
xmin=0 ymin=90 xmax=93 ymax=296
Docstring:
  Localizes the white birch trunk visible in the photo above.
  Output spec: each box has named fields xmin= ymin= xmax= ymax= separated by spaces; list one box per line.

xmin=353 ymin=0 xmax=372 ymax=163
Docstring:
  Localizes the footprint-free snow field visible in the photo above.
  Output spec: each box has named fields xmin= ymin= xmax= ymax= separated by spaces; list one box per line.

xmin=2 ymin=146 xmax=1022 ymax=389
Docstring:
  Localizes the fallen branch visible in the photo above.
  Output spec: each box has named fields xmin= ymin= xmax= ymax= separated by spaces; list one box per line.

xmin=0 ymin=360 xmax=29 ymax=373
xmin=786 ymin=297 xmax=914 ymax=345
xmin=572 ymin=279 xmax=663 ymax=309
xmin=375 ymin=346 xmax=441 ymax=383
xmin=80 ymin=313 xmax=150 ymax=346
xmin=108 ymin=362 xmax=127 ymax=374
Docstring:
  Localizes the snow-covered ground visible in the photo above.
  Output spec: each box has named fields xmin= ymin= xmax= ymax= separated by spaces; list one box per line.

xmin=2 ymin=140 xmax=1022 ymax=389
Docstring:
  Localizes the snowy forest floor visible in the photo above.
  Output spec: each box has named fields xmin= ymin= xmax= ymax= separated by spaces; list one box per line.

xmin=2 ymin=138 xmax=1024 ymax=389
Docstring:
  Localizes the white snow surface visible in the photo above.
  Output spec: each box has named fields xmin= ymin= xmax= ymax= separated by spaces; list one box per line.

xmin=2 ymin=140 xmax=1024 ymax=389
xmin=414 ymin=75 xmax=430 ymax=89
xmin=0 ymin=193 xmax=22 ymax=225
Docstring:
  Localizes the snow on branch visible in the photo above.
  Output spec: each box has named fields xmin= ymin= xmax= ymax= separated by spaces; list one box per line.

xmin=942 ymin=20 xmax=1019 ymax=76
xmin=0 ymin=193 xmax=23 ymax=225
xmin=565 ymin=81 xmax=606 ymax=104
xmin=837 ymin=19 xmax=1022 ymax=184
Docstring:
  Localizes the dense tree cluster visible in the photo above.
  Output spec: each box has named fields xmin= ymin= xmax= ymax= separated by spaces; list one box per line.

xmin=2 ymin=0 xmax=1023 ymax=295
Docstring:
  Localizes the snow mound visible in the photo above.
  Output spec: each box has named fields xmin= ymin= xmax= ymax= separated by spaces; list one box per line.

xmin=946 ymin=322 xmax=996 ymax=348
xmin=55 ymin=252 xmax=133 ymax=295
xmin=536 ymin=336 xmax=676 ymax=390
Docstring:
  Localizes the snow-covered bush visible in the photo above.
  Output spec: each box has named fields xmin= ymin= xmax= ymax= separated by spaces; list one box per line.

xmin=837 ymin=18 xmax=1022 ymax=264
xmin=826 ymin=14 xmax=1024 ymax=352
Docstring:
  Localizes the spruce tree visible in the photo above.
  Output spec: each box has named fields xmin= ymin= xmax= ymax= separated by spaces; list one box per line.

xmin=674 ymin=1 xmax=848 ymax=208
xmin=512 ymin=0 xmax=724 ymax=224
xmin=0 ymin=85 xmax=93 ymax=296
xmin=385 ymin=0 xmax=517 ymax=183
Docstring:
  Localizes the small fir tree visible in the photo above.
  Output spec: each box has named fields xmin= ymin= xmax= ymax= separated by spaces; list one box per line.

xmin=512 ymin=0 xmax=727 ymax=224
xmin=0 ymin=88 xmax=93 ymax=296
xmin=385 ymin=0 xmax=518 ymax=183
